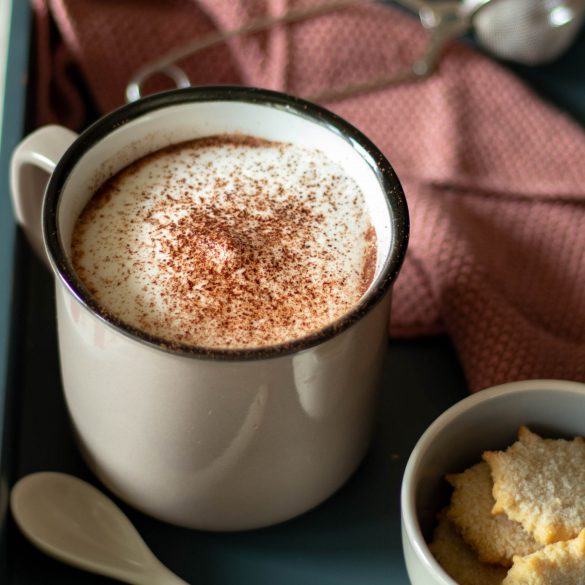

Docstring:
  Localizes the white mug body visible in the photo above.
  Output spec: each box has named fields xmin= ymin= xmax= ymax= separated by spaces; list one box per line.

xmin=57 ymin=283 xmax=390 ymax=530
xmin=11 ymin=87 xmax=409 ymax=530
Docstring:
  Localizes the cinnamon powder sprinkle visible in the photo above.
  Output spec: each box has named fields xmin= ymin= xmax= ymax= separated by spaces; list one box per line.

xmin=72 ymin=134 xmax=377 ymax=349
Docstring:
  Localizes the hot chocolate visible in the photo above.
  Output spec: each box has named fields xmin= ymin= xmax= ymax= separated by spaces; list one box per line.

xmin=71 ymin=134 xmax=377 ymax=349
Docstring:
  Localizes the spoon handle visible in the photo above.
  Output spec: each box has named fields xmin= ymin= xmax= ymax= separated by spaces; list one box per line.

xmin=137 ymin=562 xmax=191 ymax=585
xmin=11 ymin=472 xmax=192 ymax=585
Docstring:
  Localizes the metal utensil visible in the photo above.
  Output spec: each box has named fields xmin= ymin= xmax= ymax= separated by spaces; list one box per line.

xmin=125 ymin=0 xmax=492 ymax=103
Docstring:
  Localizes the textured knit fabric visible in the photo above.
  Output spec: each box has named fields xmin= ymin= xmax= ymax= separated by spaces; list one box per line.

xmin=33 ymin=0 xmax=585 ymax=391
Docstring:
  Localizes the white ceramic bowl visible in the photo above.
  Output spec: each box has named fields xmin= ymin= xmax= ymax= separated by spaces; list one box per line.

xmin=400 ymin=379 xmax=585 ymax=585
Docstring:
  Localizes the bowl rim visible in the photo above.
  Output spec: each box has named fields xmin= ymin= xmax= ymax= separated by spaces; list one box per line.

xmin=400 ymin=378 xmax=585 ymax=584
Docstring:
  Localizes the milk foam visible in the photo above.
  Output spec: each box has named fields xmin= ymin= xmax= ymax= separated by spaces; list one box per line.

xmin=72 ymin=135 xmax=376 ymax=349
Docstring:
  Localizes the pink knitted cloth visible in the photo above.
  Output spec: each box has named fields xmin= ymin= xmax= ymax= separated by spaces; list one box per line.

xmin=34 ymin=0 xmax=585 ymax=391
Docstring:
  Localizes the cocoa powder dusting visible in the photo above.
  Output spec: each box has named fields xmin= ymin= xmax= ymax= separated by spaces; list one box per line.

xmin=72 ymin=134 xmax=377 ymax=349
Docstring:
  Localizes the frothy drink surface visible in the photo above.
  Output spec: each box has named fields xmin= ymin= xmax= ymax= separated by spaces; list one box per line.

xmin=72 ymin=135 xmax=376 ymax=349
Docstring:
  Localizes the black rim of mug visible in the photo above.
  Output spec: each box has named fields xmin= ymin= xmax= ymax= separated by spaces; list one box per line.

xmin=44 ymin=85 xmax=410 ymax=360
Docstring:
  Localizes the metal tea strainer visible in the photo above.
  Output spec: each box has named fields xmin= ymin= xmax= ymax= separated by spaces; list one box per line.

xmin=126 ymin=0 xmax=585 ymax=103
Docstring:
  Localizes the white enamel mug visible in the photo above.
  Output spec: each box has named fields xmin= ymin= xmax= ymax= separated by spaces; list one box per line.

xmin=10 ymin=87 xmax=409 ymax=530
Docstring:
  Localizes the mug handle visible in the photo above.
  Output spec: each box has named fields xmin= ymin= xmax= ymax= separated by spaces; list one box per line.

xmin=10 ymin=125 xmax=78 ymax=267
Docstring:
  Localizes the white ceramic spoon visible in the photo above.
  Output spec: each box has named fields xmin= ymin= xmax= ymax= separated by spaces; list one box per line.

xmin=10 ymin=472 xmax=190 ymax=585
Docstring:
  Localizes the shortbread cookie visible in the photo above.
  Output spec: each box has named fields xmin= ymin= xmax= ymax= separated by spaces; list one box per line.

xmin=430 ymin=513 xmax=508 ymax=585
xmin=502 ymin=528 xmax=585 ymax=585
xmin=483 ymin=426 xmax=585 ymax=544
xmin=447 ymin=462 xmax=542 ymax=566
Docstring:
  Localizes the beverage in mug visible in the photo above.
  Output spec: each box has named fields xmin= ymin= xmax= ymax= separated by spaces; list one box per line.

xmin=11 ymin=87 xmax=408 ymax=530
xmin=71 ymin=134 xmax=377 ymax=349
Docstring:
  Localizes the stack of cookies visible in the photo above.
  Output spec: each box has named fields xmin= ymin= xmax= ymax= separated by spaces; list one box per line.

xmin=430 ymin=426 xmax=585 ymax=585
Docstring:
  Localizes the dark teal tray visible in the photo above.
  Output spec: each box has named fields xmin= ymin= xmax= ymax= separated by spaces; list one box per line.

xmin=1 ymin=3 xmax=583 ymax=583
